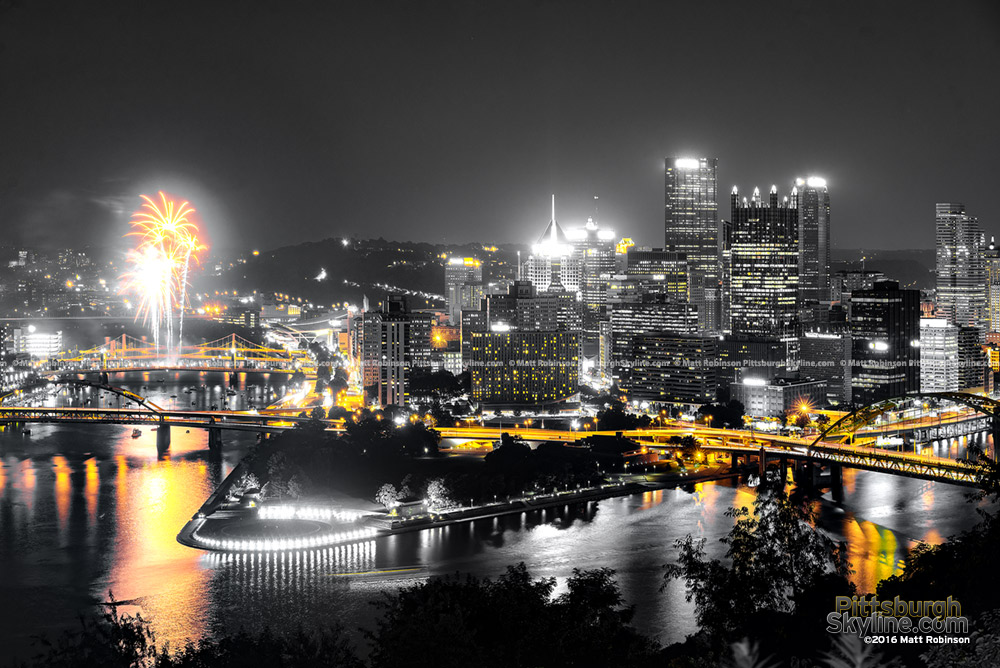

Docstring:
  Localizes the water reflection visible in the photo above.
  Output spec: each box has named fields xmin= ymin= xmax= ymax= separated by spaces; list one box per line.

xmin=0 ymin=382 xmax=993 ymax=654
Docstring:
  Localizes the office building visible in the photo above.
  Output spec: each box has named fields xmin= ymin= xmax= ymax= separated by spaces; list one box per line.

xmin=729 ymin=185 xmax=799 ymax=338
xmin=444 ymin=257 xmax=482 ymax=324
xmin=469 ymin=329 xmax=578 ymax=408
xmin=718 ymin=334 xmax=799 ymax=391
xmin=567 ymin=217 xmax=617 ymax=316
xmin=731 ymin=377 xmax=827 ymax=418
xmin=626 ymin=333 xmax=719 ymax=405
xmin=958 ymin=326 xmax=990 ymax=392
xmin=10 ymin=326 xmax=62 ymax=359
xmin=831 ymin=270 xmax=887 ymax=305
xmin=800 ymin=330 xmax=852 ymax=405
xmin=936 ymin=202 xmax=986 ymax=330
xmin=522 ymin=196 xmax=582 ymax=293
xmin=665 ymin=157 xmax=720 ymax=331
xmin=850 ymin=280 xmax=920 ymax=405
xmin=794 ymin=177 xmax=831 ymax=302
xmin=607 ymin=297 xmax=699 ymax=383
xmin=357 ymin=296 xmax=432 ymax=407
xmin=986 ymin=237 xmax=1000 ymax=333
xmin=607 ymin=248 xmax=690 ymax=306
xmin=919 ymin=318 xmax=959 ymax=393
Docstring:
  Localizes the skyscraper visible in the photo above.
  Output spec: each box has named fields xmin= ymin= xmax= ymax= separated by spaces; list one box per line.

xmin=567 ymin=216 xmax=617 ymax=316
xmin=357 ymin=295 xmax=432 ymax=407
xmin=444 ymin=256 xmax=482 ymax=323
xmin=794 ymin=177 xmax=831 ymax=302
xmin=849 ymin=280 xmax=920 ymax=405
xmin=729 ymin=185 xmax=799 ymax=338
xmin=935 ymin=202 xmax=986 ymax=330
xmin=985 ymin=236 xmax=1000 ymax=333
xmin=665 ymin=157 xmax=719 ymax=331
xmin=522 ymin=196 xmax=582 ymax=293
xmin=919 ymin=318 xmax=959 ymax=393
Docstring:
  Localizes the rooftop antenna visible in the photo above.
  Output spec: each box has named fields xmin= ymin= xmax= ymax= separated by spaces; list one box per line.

xmin=517 ymin=250 xmax=521 ymax=280
xmin=594 ymin=195 xmax=599 ymax=223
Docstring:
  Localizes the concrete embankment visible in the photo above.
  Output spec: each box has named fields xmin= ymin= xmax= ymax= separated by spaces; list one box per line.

xmin=374 ymin=467 xmax=741 ymax=536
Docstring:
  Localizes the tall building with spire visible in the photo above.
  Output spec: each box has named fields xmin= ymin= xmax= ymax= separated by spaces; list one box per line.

xmin=935 ymin=202 xmax=986 ymax=330
xmin=794 ymin=176 xmax=831 ymax=302
xmin=729 ymin=185 xmax=799 ymax=338
xmin=522 ymin=196 xmax=581 ymax=293
xmin=665 ymin=157 xmax=719 ymax=331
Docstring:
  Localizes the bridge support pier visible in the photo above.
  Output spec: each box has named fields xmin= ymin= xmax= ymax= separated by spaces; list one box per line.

xmin=208 ymin=428 xmax=223 ymax=455
xmin=830 ymin=464 xmax=844 ymax=503
xmin=992 ymin=416 xmax=1000 ymax=455
xmin=156 ymin=423 xmax=171 ymax=452
xmin=228 ymin=372 xmax=238 ymax=386
xmin=99 ymin=371 xmax=110 ymax=385
xmin=728 ymin=451 xmax=740 ymax=472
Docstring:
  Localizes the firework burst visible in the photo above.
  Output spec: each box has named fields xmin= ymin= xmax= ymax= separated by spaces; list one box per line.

xmin=119 ymin=192 xmax=207 ymax=356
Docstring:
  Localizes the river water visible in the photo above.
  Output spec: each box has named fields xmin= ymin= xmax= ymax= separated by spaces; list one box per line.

xmin=0 ymin=372 xmax=992 ymax=659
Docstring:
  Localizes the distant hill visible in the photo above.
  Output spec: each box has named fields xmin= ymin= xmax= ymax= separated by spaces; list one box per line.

xmin=832 ymin=248 xmax=935 ymax=291
xmin=200 ymin=238 xmax=524 ymax=308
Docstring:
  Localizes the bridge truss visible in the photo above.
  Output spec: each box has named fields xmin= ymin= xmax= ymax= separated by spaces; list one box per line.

xmin=53 ymin=333 xmax=310 ymax=370
xmin=812 ymin=392 xmax=1000 ymax=448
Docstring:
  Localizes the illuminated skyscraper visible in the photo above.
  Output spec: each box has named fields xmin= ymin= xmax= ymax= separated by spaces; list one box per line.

xmin=522 ymin=196 xmax=581 ymax=293
xmin=665 ymin=157 xmax=719 ymax=331
xmin=985 ymin=236 xmax=1000 ymax=332
xmin=794 ymin=176 xmax=831 ymax=302
xmin=919 ymin=318 xmax=959 ymax=393
xmin=849 ymin=280 xmax=920 ymax=405
xmin=444 ymin=256 xmax=482 ymax=323
xmin=935 ymin=202 xmax=985 ymax=330
xmin=567 ymin=216 xmax=616 ymax=315
xmin=729 ymin=185 xmax=799 ymax=338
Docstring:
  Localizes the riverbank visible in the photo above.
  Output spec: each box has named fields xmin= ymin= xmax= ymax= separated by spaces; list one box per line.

xmin=177 ymin=464 xmax=741 ymax=552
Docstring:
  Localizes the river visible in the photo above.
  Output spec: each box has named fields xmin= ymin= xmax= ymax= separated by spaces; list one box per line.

xmin=0 ymin=372 xmax=991 ymax=659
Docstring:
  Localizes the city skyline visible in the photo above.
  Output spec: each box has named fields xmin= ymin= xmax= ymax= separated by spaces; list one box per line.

xmin=1 ymin=1 xmax=998 ymax=252
xmin=2 ymin=3 xmax=999 ymax=666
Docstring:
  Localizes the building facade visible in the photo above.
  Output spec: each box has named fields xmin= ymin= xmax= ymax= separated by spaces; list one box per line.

xmin=729 ymin=185 xmax=799 ymax=338
xmin=626 ymin=333 xmax=719 ymax=405
xmin=665 ymin=157 xmax=720 ymax=331
xmin=469 ymin=330 xmax=579 ymax=407
xmin=849 ymin=281 xmax=920 ymax=405
xmin=730 ymin=377 xmax=827 ymax=418
xmin=935 ymin=202 xmax=986 ymax=330
xmin=795 ymin=177 xmax=831 ymax=303
xmin=444 ymin=257 xmax=482 ymax=324
xmin=799 ymin=330 xmax=852 ymax=405
xmin=919 ymin=318 xmax=959 ymax=393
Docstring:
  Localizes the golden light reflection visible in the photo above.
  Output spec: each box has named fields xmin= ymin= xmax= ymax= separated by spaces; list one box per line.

xmin=85 ymin=458 xmax=99 ymax=526
xmin=843 ymin=517 xmax=904 ymax=593
xmin=0 ymin=457 xmax=6 ymax=497
xmin=19 ymin=458 xmax=36 ymax=515
xmin=842 ymin=467 xmax=857 ymax=495
xmin=639 ymin=489 xmax=663 ymax=511
xmin=107 ymin=447 xmax=213 ymax=647
xmin=53 ymin=455 xmax=72 ymax=534
xmin=920 ymin=484 xmax=935 ymax=512
xmin=922 ymin=528 xmax=944 ymax=545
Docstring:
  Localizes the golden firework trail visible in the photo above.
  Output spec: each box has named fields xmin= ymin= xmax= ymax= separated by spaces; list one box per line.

xmin=119 ymin=192 xmax=206 ymax=355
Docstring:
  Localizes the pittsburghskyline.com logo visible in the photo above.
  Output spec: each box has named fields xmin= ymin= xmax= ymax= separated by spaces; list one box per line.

xmin=826 ymin=596 xmax=970 ymax=645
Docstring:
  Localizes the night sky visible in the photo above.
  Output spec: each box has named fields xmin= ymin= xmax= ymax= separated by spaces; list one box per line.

xmin=1 ymin=0 xmax=998 ymax=252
